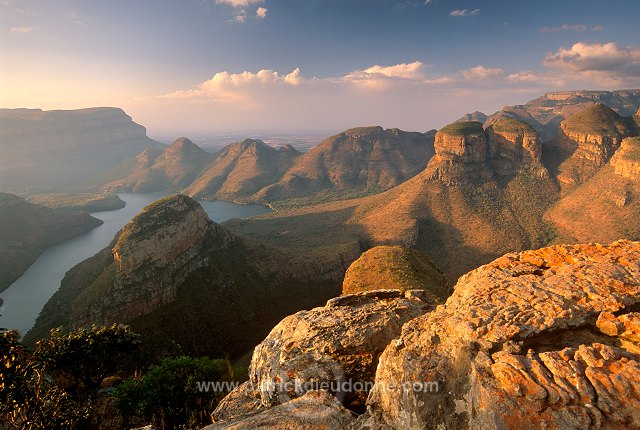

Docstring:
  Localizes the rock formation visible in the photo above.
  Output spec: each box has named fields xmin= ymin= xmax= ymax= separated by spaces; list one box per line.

xmin=364 ymin=240 xmax=640 ymax=429
xmin=0 ymin=193 xmax=102 ymax=292
xmin=485 ymin=117 xmax=547 ymax=177
xmin=210 ymin=289 xmax=433 ymax=427
xmin=26 ymin=194 xmax=344 ymax=357
xmin=553 ymin=104 xmax=632 ymax=186
xmin=0 ymin=107 xmax=163 ymax=193
xmin=611 ymin=137 xmax=640 ymax=180
xmin=342 ymin=245 xmax=449 ymax=302
xmin=456 ymin=111 xmax=488 ymax=124
xmin=210 ymin=240 xmax=640 ymax=429
xmin=424 ymin=121 xmax=493 ymax=185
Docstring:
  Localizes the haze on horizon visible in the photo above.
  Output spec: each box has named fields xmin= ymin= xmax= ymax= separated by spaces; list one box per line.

xmin=1 ymin=0 xmax=640 ymax=137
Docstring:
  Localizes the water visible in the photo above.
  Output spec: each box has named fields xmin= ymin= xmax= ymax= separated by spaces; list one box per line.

xmin=0 ymin=193 xmax=271 ymax=336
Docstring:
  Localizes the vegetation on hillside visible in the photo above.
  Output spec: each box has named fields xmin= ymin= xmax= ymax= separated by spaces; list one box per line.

xmin=562 ymin=103 xmax=630 ymax=136
xmin=26 ymin=193 xmax=125 ymax=212
xmin=490 ymin=117 xmax=536 ymax=134
xmin=439 ymin=121 xmax=485 ymax=136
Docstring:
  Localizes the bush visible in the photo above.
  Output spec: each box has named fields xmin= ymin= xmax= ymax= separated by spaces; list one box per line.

xmin=115 ymin=356 xmax=240 ymax=429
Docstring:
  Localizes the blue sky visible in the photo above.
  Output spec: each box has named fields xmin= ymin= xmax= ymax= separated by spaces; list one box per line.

xmin=1 ymin=0 xmax=639 ymax=136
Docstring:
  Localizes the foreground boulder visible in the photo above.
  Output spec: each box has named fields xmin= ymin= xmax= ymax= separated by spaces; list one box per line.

xmin=364 ymin=240 xmax=640 ymax=429
xmin=204 ymin=390 xmax=355 ymax=430
xmin=208 ymin=240 xmax=640 ymax=429
xmin=211 ymin=289 xmax=433 ymax=425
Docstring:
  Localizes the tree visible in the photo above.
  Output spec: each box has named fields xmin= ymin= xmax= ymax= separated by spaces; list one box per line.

xmin=34 ymin=324 xmax=140 ymax=403
xmin=115 ymin=356 xmax=236 ymax=429
xmin=0 ymin=328 xmax=87 ymax=430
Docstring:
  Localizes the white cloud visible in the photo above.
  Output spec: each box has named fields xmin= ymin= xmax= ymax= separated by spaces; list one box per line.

xmin=462 ymin=66 xmax=504 ymax=80
xmin=342 ymin=61 xmax=426 ymax=89
xmin=544 ymin=42 xmax=640 ymax=73
xmin=449 ymin=9 xmax=479 ymax=17
xmin=10 ymin=26 xmax=33 ymax=33
xmin=215 ymin=0 xmax=263 ymax=6
xmin=234 ymin=14 xmax=246 ymax=23
xmin=256 ymin=7 xmax=267 ymax=18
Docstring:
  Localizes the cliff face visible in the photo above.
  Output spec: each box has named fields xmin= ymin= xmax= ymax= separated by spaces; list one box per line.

xmin=425 ymin=119 xmax=545 ymax=184
xmin=100 ymin=195 xmax=217 ymax=323
xmin=611 ymin=137 xmax=640 ymax=180
xmin=0 ymin=108 xmax=163 ymax=192
xmin=0 ymin=193 xmax=102 ymax=292
xmin=211 ymin=241 xmax=640 ymax=429
xmin=27 ymin=194 xmax=344 ymax=357
xmin=553 ymin=104 xmax=632 ymax=186
xmin=424 ymin=122 xmax=493 ymax=185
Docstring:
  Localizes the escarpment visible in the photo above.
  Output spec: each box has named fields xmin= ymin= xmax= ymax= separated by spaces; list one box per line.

xmin=212 ymin=240 xmax=640 ymax=429
xmin=611 ymin=137 xmax=640 ymax=180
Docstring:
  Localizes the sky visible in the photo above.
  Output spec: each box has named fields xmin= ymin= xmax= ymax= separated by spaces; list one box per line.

xmin=1 ymin=0 xmax=640 ymax=138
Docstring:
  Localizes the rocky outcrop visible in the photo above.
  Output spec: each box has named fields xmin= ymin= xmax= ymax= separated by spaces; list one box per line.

xmin=485 ymin=117 xmax=547 ymax=177
xmin=363 ymin=240 xmax=640 ymax=429
xmin=209 ymin=289 xmax=433 ymax=427
xmin=78 ymin=195 xmax=222 ymax=324
xmin=611 ymin=137 xmax=640 ymax=180
xmin=553 ymin=104 xmax=633 ymax=185
xmin=456 ymin=111 xmax=488 ymax=124
xmin=424 ymin=121 xmax=493 ymax=185
xmin=205 ymin=390 xmax=356 ymax=430
xmin=210 ymin=241 xmax=640 ymax=429
xmin=342 ymin=245 xmax=449 ymax=302
xmin=0 ymin=193 xmax=102 ymax=292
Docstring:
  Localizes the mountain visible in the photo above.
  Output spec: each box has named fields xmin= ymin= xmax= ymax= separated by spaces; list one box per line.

xmin=0 ymin=193 xmax=102 ymax=292
xmin=226 ymin=100 xmax=640 ymax=282
xmin=0 ymin=108 xmax=163 ymax=193
xmin=26 ymin=192 xmax=125 ymax=212
xmin=102 ymin=137 xmax=213 ymax=192
xmin=253 ymin=127 xmax=436 ymax=204
xmin=456 ymin=111 xmax=488 ymax=123
xmin=547 ymin=103 xmax=634 ymax=186
xmin=545 ymin=136 xmax=640 ymax=243
xmin=25 ymin=195 xmax=344 ymax=357
xmin=184 ymin=139 xmax=301 ymax=201
xmin=485 ymin=89 xmax=640 ymax=141
xmin=209 ymin=240 xmax=640 ymax=429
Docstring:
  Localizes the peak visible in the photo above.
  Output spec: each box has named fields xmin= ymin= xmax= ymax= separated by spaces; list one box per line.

xmin=456 ymin=111 xmax=488 ymax=124
xmin=277 ymin=144 xmax=300 ymax=154
xmin=438 ymin=121 xmax=484 ymax=137
xmin=342 ymin=126 xmax=384 ymax=138
xmin=166 ymin=137 xmax=204 ymax=153
xmin=562 ymin=103 xmax=628 ymax=136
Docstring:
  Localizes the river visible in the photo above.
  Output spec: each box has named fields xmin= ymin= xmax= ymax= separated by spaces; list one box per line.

xmin=0 ymin=193 xmax=271 ymax=336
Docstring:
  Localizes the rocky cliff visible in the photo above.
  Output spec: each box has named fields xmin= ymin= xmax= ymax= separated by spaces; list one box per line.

xmin=611 ymin=137 xmax=640 ymax=180
xmin=424 ymin=119 xmax=546 ymax=184
xmin=0 ymin=107 xmax=163 ymax=193
xmin=26 ymin=195 xmax=344 ymax=357
xmin=209 ymin=240 xmax=640 ymax=429
xmin=0 ymin=193 xmax=102 ymax=292
xmin=552 ymin=104 xmax=632 ymax=186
